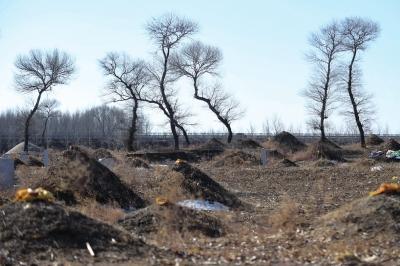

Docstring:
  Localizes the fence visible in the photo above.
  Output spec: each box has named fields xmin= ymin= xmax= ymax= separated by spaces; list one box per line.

xmin=1 ymin=133 xmax=399 ymax=152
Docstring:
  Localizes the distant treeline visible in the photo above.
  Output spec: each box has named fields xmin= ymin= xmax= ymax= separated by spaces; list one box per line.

xmin=0 ymin=105 xmax=149 ymax=152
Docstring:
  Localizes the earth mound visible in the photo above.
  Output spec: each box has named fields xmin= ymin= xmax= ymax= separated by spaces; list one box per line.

xmin=200 ymin=138 xmax=226 ymax=150
xmin=268 ymin=149 xmax=284 ymax=159
xmin=277 ymin=158 xmax=298 ymax=167
xmin=125 ymin=157 xmax=150 ymax=169
xmin=213 ymin=151 xmax=259 ymax=167
xmin=381 ymin=138 xmax=400 ymax=151
xmin=273 ymin=131 xmax=306 ymax=153
xmin=92 ymin=148 xmax=113 ymax=160
xmin=171 ymin=161 xmax=244 ymax=209
xmin=40 ymin=148 xmax=145 ymax=209
xmin=235 ymin=139 xmax=263 ymax=149
xmin=119 ymin=204 xmax=225 ymax=238
xmin=0 ymin=202 xmax=159 ymax=264
xmin=309 ymin=139 xmax=344 ymax=161
xmin=366 ymin=134 xmax=384 ymax=146
xmin=314 ymin=194 xmax=400 ymax=241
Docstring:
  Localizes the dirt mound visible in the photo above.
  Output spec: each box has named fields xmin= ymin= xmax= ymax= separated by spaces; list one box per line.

xmin=277 ymin=158 xmax=298 ymax=167
xmin=119 ymin=204 xmax=225 ymax=238
xmin=268 ymin=149 xmax=284 ymax=159
xmin=40 ymin=148 xmax=145 ymax=209
xmin=314 ymin=194 xmax=400 ymax=241
xmin=381 ymin=138 xmax=400 ymax=151
xmin=92 ymin=148 xmax=113 ymax=160
xmin=0 ymin=201 xmax=159 ymax=263
xmin=273 ymin=131 xmax=306 ymax=153
xmin=200 ymin=138 xmax=226 ymax=150
xmin=171 ymin=161 xmax=243 ymax=209
xmin=5 ymin=142 xmax=42 ymax=155
xmin=125 ymin=157 xmax=150 ymax=168
xmin=213 ymin=151 xmax=259 ymax=167
xmin=128 ymin=150 xmax=199 ymax=162
xmin=366 ymin=134 xmax=384 ymax=146
xmin=309 ymin=139 xmax=344 ymax=161
xmin=236 ymin=139 xmax=263 ymax=149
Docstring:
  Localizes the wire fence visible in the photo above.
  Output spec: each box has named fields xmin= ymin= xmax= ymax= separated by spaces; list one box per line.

xmin=1 ymin=132 xmax=400 ymax=152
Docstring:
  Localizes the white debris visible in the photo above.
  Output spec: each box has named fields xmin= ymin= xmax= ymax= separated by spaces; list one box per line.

xmin=370 ymin=165 xmax=384 ymax=172
xmin=176 ymin=199 xmax=229 ymax=211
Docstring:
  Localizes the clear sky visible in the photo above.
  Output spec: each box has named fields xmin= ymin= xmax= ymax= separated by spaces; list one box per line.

xmin=0 ymin=0 xmax=399 ymax=133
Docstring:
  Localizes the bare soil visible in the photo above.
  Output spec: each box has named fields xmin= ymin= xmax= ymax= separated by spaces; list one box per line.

xmin=2 ymin=143 xmax=400 ymax=265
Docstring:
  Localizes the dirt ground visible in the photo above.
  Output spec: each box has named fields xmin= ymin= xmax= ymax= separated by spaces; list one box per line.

xmin=1 ymin=140 xmax=400 ymax=265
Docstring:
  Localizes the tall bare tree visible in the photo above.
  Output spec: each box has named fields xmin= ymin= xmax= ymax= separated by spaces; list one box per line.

xmin=171 ymin=41 xmax=242 ymax=143
xmin=340 ymin=17 xmax=380 ymax=148
xmin=145 ymin=13 xmax=198 ymax=150
xmin=14 ymin=49 xmax=75 ymax=152
xmin=99 ymin=53 xmax=149 ymax=151
xmin=38 ymin=98 xmax=60 ymax=148
xmin=302 ymin=22 xmax=343 ymax=141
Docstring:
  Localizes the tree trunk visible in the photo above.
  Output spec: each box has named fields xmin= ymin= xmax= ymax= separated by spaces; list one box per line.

xmin=192 ymin=78 xmax=233 ymax=143
xmin=227 ymin=124 xmax=233 ymax=143
xmin=176 ymin=123 xmax=190 ymax=145
xmin=170 ymin=120 xmax=179 ymax=150
xmin=127 ymin=99 xmax=139 ymax=152
xmin=346 ymin=49 xmax=366 ymax=148
xmin=24 ymin=91 xmax=44 ymax=152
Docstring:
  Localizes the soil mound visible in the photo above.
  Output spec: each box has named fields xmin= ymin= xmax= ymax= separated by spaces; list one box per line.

xmin=171 ymin=161 xmax=243 ymax=209
xmin=5 ymin=142 xmax=42 ymax=155
xmin=213 ymin=151 xmax=259 ymax=167
xmin=128 ymin=150 xmax=199 ymax=162
xmin=309 ymin=139 xmax=344 ymax=161
xmin=314 ymin=194 xmax=400 ymax=241
xmin=92 ymin=148 xmax=113 ymax=160
xmin=41 ymin=148 xmax=145 ymax=209
xmin=119 ymin=204 xmax=225 ymax=237
xmin=381 ymin=138 xmax=400 ymax=151
xmin=236 ymin=139 xmax=263 ymax=149
xmin=200 ymin=138 xmax=226 ymax=150
xmin=366 ymin=134 xmax=384 ymax=146
xmin=273 ymin=131 xmax=306 ymax=153
xmin=125 ymin=157 xmax=150 ymax=169
xmin=277 ymin=158 xmax=298 ymax=167
xmin=268 ymin=149 xmax=284 ymax=159
xmin=0 ymin=202 xmax=157 ymax=263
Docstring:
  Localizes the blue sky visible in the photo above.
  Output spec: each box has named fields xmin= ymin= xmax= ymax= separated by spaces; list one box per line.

xmin=0 ymin=0 xmax=399 ymax=133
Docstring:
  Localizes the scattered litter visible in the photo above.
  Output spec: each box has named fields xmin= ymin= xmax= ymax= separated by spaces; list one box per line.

xmin=369 ymin=183 xmax=400 ymax=196
xmin=98 ymin=157 xmax=117 ymax=170
xmin=86 ymin=242 xmax=95 ymax=257
xmin=155 ymin=196 xmax=169 ymax=206
xmin=370 ymin=165 xmax=383 ymax=172
xmin=176 ymin=200 xmax=229 ymax=211
xmin=392 ymin=176 xmax=400 ymax=182
xmin=369 ymin=150 xmax=384 ymax=159
xmin=15 ymin=187 xmax=55 ymax=202
xmin=386 ymin=150 xmax=400 ymax=160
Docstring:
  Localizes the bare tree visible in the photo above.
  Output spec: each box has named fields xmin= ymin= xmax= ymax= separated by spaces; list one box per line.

xmin=14 ymin=49 xmax=75 ymax=152
xmin=171 ymin=41 xmax=241 ymax=143
xmin=99 ymin=53 xmax=149 ymax=151
xmin=340 ymin=17 xmax=380 ymax=148
xmin=38 ymin=98 xmax=60 ymax=148
xmin=145 ymin=13 xmax=198 ymax=150
xmin=302 ymin=22 xmax=343 ymax=141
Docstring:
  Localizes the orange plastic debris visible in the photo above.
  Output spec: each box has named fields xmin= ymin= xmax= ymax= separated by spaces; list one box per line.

xmin=155 ymin=196 xmax=169 ymax=206
xmin=15 ymin=187 xmax=55 ymax=202
xmin=175 ymin=159 xmax=185 ymax=165
xmin=369 ymin=183 xmax=400 ymax=196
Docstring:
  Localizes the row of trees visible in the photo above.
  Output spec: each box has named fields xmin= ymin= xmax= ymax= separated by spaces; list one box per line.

xmin=0 ymin=105 xmax=149 ymax=152
xmin=303 ymin=17 xmax=380 ymax=148
xmin=8 ymin=15 xmax=380 ymax=152
xmin=13 ymin=14 xmax=242 ymax=152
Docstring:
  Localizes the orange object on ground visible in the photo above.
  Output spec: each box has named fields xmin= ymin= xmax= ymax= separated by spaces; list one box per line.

xmin=369 ymin=183 xmax=400 ymax=196
xmin=155 ymin=196 xmax=169 ymax=206
xmin=175 ymin=159 xmax=185 ymax=165
xmin=15 ymin=187 xmax=55 ymax=202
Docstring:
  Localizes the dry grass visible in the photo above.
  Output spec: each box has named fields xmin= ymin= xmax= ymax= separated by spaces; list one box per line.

xmin=74 ymin=200 xmax=125 ymax=224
